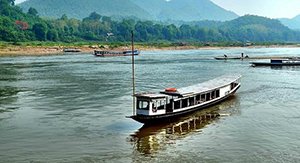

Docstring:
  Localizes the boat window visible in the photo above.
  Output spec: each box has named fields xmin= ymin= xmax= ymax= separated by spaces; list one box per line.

xmin=211 ymin=91 xmax=216 ymax=99
xmin=201 ymin=94 xmax=206 ymax=102
xmin=206 ymin=92 xmax=211 ymax=101
xmin=157 ymin=99 xmax=166 ymax=110
xmin=189 ymin=97 xmax=195 ymax=106
xmin=137 ymin=100 xmax=149 ymax=110
xmin=182 ymin=99 xmax=188 ymax=108
xmin=196 ymin=94 xmax=200 ymax=101
xmin=174 ymin=100 xmax=180 ymax=110
xmin=216 ymin=90 xmax=220 ymax=98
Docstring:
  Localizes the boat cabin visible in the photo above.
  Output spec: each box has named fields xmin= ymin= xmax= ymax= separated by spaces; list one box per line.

xmin=135 ymin=93 xmax=169 ymax=116
xmin=134 ymin=75 xmax=241 ymax=117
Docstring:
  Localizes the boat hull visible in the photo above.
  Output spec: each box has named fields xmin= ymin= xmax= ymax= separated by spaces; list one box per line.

xmin=129 ymin=85 xmax=240 ymax=124
xmin=215 ymin=57 xmax=243 ymax=60
xmin=94 ymin=53 xmax=139 ymax=57
xmin=94 ymin=50 xmax=140 ymax=57
xmin=251 ymin=62 xmax=300 ymax=67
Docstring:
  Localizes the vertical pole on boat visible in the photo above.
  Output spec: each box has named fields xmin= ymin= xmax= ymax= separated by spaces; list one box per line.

xmin=131 ymin=30 xmax=136 ymax=115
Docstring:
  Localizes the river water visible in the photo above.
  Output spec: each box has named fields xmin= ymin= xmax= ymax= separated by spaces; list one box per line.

xmin=1 ymin=47 xmax=300 ymax=162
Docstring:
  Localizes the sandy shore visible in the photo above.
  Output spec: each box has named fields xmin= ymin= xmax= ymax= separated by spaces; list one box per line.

xmin=0 ymin=45 xmax=222 ymax=56
xmin=0 ymin=46 xmax=88 ymax=56
xmin=0 ymin=44 xmax=299 ymax=57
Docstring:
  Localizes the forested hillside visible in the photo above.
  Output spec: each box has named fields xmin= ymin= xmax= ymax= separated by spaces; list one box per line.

xmin=220 ymin=15 xmax=296 ymax=42
xmin=19 ymin=0 xmax=238 ymax=21
xmin=19 ymin=0 xmax=152 ymax=20
xmin=131 ymin=0 xmax=238 ymax=21
xmin=1 ymin=0 xmax=300 ymax=43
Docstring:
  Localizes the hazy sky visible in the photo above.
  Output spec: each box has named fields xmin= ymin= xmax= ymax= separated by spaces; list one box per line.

xmin=211 ymin=0 xmax=300 ymax=18
xmin=15 ymin=0 xmax=25 ymax=4
xmin=15 ymin=0 xmax=300 ymax=19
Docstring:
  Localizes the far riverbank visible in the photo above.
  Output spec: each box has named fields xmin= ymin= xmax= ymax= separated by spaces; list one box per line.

xmin=1 ymin=42 xmax=300 ymax=56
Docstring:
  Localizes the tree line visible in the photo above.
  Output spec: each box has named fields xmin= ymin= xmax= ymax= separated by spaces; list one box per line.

xmin=1 ymin=0 xmax=300 ymax=43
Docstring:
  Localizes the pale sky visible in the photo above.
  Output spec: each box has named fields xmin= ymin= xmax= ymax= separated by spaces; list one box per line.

xmin=15 ymin=0 xmax=26 ymax=4
xmin=15 ymin=0 xmax=300 ymax=19
xmin=211 ymin=0 xmax=300 ymax=18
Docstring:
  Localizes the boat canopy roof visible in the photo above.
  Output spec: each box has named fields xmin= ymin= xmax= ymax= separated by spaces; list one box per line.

xmin=135 ymin=93 xmax=168 ymax=99
xmin=160 ymin=74 xmax=241 ymax=97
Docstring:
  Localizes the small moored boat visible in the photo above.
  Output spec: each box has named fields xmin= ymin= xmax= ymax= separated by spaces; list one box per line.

xmin=128 ymin=74 xmax=241 ymax=124
xmin=251 ymin=58 xmax=300 ymax=67
xmin=94 ymin=50 xmax=140 ymax=57
xmin=123 ymin=50 xmax=140 ymax=55
xmin=215 ymin=56 xmax=243 ymax=60
xmin=215 ymin=53 xmax=249 ymax=60
xmin=63 ymin=48 xmax=81 ymax=52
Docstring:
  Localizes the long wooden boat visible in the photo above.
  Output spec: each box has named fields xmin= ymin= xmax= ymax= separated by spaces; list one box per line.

xmin=214 ymin=56 xmax=250 ymax=60
xmin=251 ymin=58 xmax=300 ymax=67
xmin=215 ymin=56 xmax=244 ymax=60
xmin=128 ymin=74 xmax=241 ymax=124
xmin=94 ymin=50 xmax=140 ymax=57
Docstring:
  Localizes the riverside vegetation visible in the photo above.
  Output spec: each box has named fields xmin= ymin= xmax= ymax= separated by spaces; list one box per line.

xmin=1 ymin=0 xmax=300 ymax=49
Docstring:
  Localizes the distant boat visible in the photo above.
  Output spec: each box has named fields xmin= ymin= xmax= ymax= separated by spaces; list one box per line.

xmin=127 ymin=74 xmax=241 ymax=124
xmin=123 ymin=50 xmax=140 ymax=55
xmin=63 ymin=48 xmax=81 ymax=52
xmin=94 ymin=50 xmax=140 ymax=57
xmin=215 ymin=56 xmax=297 ymax=60
xmin=251 ymin=58 xmax=300 ymax=67
xmin=215 ymin=55 xmax=249 ymax=60
xmin=215 ymin=56 xmax=244 ymax=60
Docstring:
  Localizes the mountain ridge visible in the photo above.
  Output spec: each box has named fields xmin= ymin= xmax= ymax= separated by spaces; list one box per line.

xmin=19 ymin=0 xmax=239 ymax=21
xmin=279 ymin=15 xmax=300 ymax=30
xmin=19 ymin=0 xmax=153 ymax=20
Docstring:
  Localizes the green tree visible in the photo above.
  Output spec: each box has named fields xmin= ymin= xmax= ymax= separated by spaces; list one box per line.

xmin=83 ymin=12 xmax=101 ymax=21
xmin=60 ymin=14 xmax=68 ymax=21
xmin=115 ymin=19 xmax=135 ymax=41
xmin=47 ymin=29 xmax=58 ymax=41
xmin=27 ymin=7 xmax=38 ymax=17
xmin=162 ymin=24 xmax=179 ymax=40
xmin=32 ymin=23 xmax=47 ymax=41
xmin=179 ymin=24 xmax=192 ymax=40
xmin=135 ymin=21 xmax=149 ymax=41
xmin=102 ymin=16 xmax=111 ymax=23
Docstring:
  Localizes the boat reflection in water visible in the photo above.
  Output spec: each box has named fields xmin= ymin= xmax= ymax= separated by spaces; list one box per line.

xmin=129 ymin=96 xmax=240 ymax=155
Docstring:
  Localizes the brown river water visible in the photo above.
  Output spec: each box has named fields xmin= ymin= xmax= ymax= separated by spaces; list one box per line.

xmin=1 ymin=47 xmax=300 ymax=162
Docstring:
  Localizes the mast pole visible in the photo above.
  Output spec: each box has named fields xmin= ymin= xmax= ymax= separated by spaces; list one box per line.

xmin=131 ymin=30 xmax=136 ymax=115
